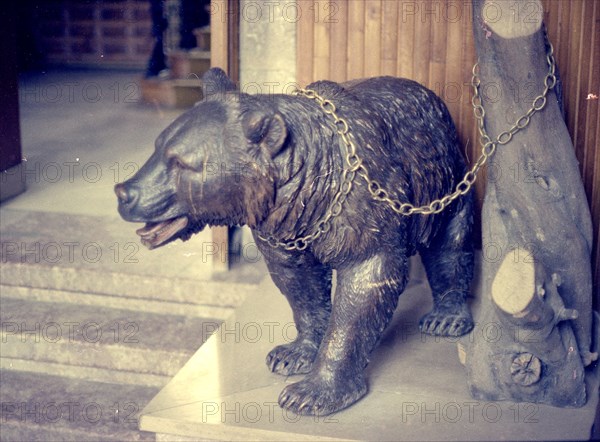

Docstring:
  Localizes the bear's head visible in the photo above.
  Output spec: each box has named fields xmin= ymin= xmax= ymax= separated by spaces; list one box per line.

xmin=114 ymin=68 xmax=287 ymax=249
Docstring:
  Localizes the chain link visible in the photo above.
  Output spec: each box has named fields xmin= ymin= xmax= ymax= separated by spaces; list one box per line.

xmin=257 ymin=89 xmax=361 ymax=251
xmin=259 ymin=44 xmax=557 ymax=251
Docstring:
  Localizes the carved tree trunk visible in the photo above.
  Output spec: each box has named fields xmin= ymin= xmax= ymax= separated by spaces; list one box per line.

xmin=460 ymin=0 xmax=597 ymax=407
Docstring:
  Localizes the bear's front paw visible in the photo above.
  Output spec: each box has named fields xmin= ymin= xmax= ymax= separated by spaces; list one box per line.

xmin=266 ymin=339 xmax=319 ymax=375
xmin=420 ymin=301 xmax=474 ymax=336
xmin=278 ymin=372 xmax=367 ymax=416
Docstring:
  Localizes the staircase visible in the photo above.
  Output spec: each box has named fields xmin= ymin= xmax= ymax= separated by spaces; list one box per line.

xmin=141 ymin=26 xmax=211 ymax=108
xmin=0 ymin=208 xmax=266 ymax=441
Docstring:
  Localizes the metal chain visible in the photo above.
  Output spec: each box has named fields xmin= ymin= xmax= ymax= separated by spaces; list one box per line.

xmin=259 ymin=44 xmax=557 ymax=251
xmin=257 ymin=89 xmax=361 ymax=251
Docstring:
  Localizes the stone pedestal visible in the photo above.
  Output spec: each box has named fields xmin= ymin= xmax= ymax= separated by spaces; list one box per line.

xmin=139 ymin=258 xmax=599 ymax=441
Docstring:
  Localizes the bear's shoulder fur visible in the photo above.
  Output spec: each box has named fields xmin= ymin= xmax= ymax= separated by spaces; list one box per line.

xmin=200 ymin=69 xmax=465 ymax=263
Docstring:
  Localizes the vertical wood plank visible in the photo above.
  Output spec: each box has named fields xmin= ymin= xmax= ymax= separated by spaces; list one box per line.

xmin=210 ymin=0 xmax=234 ymax=271
xmin=210 ymin=0 xmax=228 ymax=69
xmin=459 ymin=6 xmax=476 ymax=158
xmin=329 ymin=0 xmax=348 ymax=82
xmin=443 ymin=12 xmax=464 ymax=132
xmin=464 ymin=9 xmax=480 ymax=207
xmin=428 ymin=2 xmax=447 ymax=95
xmin=313 ymin=1 xmax=331 ymax=79
xmin=347 ymin=0 xmax=365 ymax=80
xmin=568 ymin=1 xmax=585 ymax=164
xmin=380 ymin=0 xmax=398 ymax=76
xmin=555 ymin=0 xmax=571 ymax=96
xmin=296 ymin=0 xmax=315 ymax=86
xmin=587 ymin=2 xmax=600 ymax=188
xmin=364 ymin=0 xmax=382 ymax=77
xmin=564 ymin=1 xmax=581 ymax=150
xmin=594 ymin=105 xmax=600 ymax=299
xmin=543 ymin=0 xmax=560 ymax=55
xmin=579 ymin=0 xmax=598 ymax=198
xmin=396 ymin=0 xmax=415 ymax=79
xmin=590 ymin=1 xmax=600 ymax=301
xmin=226 ymin=0 xmax=240 ymax=84
xmin=412 ymin=1 xmax=431 ymax=86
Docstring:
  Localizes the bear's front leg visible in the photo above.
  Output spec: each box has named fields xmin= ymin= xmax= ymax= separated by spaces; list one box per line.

xmin=255 ymin=237 xmax=332 ymax=376
xmin=279 ymin=253 xmax=408 ymax=415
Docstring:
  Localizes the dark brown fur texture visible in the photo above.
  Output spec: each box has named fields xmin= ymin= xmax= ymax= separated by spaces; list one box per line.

xmin=115 ymin=68 xmax=475 ymax=416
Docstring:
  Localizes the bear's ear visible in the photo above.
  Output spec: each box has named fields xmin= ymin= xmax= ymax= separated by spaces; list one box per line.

xmin=242 ymin=110 xmax=287 ymax=157
xmin=201 ymin=68 xmax=236 ymax=98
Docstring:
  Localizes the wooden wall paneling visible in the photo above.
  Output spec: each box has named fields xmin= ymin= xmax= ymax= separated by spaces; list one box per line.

xmin=580 ymin=0 xmax=598 ymax=199
xmin=347 ymin=0 xmax=365 ymax=79
xmin=560 ymin=1 xmax=578 ymax=150
xmin=543 ymin=0 xmax=563 ymax=84
xmin=555 ymin=1 xmax=571 ymax=100
xmin=364 ymin=0 xmax=382 ymax=77
xmin=541 ymin=0 xmax=599 ymax=296
xmin=296 ymin=0 xmax=314 ymax=87
xmin=428 ymin=3 xmax=447 ymax=95
xmin=380 ymin=0 xmax=398 ymax=76
xmin=443 ymin=14 xmax=464 ymax=151
xmin=395 ymin=1 xmax=415 ymax=80
xmin=458 ymin=12 xmax=477 ymax=188
xmin=591 ymin=108 xmax=600 ymax=292
xmin=411 ymin=2 xmax=431 ymax=86
xmin=567 ymin=1 xmax=585 ymax=160
xmin=329 ymin=1 xmax=348 ymax=82
xmin=313 ymin=2 xmax=331 ymax=79
xmin=586 ymin=0 xmax=600 ymax=253
xmin=295 ymin=0 xmax=599 ymax=291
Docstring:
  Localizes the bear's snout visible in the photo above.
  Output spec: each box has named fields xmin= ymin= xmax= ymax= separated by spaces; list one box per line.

xmin=114 ymin=182 xmax=142 ymax=221
xmin=115 ymin=182 xmax=136 ymax=206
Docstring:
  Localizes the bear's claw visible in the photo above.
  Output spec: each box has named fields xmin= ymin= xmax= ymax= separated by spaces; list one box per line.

xmin=266 ymin=339 xmax=319 ymax=376
xmin=278 ymin=373 xmax=367 ymax=416
xmin=419 ymin=302 xmax=474 ymax=336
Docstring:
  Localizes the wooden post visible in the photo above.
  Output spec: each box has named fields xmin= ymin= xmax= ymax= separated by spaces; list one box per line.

xmin=210 ymin=0 xmax=240 ymax=271
xmin=460 ymin=0 xmax=597 ymax=408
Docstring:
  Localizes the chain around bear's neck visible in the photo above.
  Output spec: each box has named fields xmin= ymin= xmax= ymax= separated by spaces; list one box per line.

xmin=258 ymin=47 xmax=556 ymax=252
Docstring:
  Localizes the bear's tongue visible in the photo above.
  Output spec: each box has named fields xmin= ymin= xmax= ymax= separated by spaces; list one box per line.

xmin=136 ymin=217 xmax=189 ymax=249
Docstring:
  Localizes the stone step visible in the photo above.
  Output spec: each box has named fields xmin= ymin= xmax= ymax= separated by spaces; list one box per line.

xmin=0 ymin=358 xmax=169 ymax=389
xmin=1 ymin=285 xmax=231 ymax=320
xmin=0 ymin=269 xmax=246 ymax=320
xmin=1 ymin=209 xmax=267 ymax=318
xmin=0 ymin=296 xmax=220 ymax=381
xmin=0 ymin=370 xmax=157 ymax=441
xmin=140 ymin=76 xmax=176 ymax=108
xmin=187 ymin=50 xmax=211 ymax=75
xmin=193 ymin=26 xmax=210 ymax=51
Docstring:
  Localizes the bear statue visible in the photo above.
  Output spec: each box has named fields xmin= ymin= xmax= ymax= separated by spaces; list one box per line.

xmin=115 ymin=67 xmax=475 ymax=416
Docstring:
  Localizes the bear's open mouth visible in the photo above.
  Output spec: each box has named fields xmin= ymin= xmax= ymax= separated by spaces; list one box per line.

xmin=136 ymin=216 xmax=190 ymax=249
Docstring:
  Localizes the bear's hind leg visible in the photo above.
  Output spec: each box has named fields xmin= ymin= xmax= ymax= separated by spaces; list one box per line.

xmin=419 ymin=198 xmax=475 ymax=336
xmin=256 ymin=238 xmax=332 ymax=376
